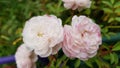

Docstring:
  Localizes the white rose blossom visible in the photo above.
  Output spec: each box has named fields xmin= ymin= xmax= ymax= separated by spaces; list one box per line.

xmin=62 ymin=0 xmax=91 ymax=10
xmin=22 ymin=15 xmax=63 ymax=57
xmin=15 ymin=44 xmax=38 ymax=68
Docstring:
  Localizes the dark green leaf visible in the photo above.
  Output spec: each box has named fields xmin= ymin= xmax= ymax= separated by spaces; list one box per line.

xmin=85 ymin=60 xmax=93 ymax=68
xmin=94 ymin=59 xmax=102 ymax=68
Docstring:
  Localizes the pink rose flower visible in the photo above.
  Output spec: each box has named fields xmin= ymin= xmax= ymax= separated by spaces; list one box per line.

xmin=62 ymin=15 xmax=102 ymax=60
xmin=15 ymin=44 xmax=38 ymax=68
xmin=62 ymin=0 xmax=91 ymax=10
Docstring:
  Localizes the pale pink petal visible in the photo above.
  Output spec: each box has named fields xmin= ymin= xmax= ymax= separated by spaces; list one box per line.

xmin=15 ymin=44 xmax=37 ymax=68
xmin=62 ymin=0 xmax=91 ymax=10
xmin=62 ymin=15 xmax=102 ymax=61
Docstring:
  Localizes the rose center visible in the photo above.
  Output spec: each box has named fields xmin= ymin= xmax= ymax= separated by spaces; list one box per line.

xmin=37 ymin=32 xmax=44 ymax=37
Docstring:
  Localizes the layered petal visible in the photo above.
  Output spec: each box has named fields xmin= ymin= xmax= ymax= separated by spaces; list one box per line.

xmin=15 ymin=44 xmax=38 ymax=68
xmin=62 ymin=15 xmax=102 ymax=61
xmin=62 ymin=0 xmax=91 ymax=10
xmin=22 ymin=15 xmax=64 ymax=57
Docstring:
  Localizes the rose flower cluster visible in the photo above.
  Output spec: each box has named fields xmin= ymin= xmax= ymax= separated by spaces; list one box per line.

xmin=15 ymin=0 xmax=102 ymax=68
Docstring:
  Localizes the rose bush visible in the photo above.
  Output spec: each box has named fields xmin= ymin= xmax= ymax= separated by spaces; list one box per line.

xmin=1 ymin=0 xmax=120 ymax=68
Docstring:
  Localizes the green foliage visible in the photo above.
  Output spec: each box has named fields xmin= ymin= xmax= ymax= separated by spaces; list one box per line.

xmin=112 ymin=41 xmax=120 ymax=51
xmin=75 ymin=60 xmax=81 ymax=68
xmin=101 ymin=0 xmax=120 ymax=23
xmin=0 ymin=0 xmax=120 ymax=68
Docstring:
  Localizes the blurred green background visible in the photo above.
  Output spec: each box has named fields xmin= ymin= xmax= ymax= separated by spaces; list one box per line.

xmin=0 ymin=0 xmax=120 ymax=68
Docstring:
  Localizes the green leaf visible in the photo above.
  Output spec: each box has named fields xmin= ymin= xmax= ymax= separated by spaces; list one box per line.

xmin=56 ymin=59 xmax=62 ymax=68
xmin=115 ymin=8 xmax=120 ymax=14
xmin=110 ymin=53 xmax=114 ymax=64
xmin=112 ymin=42 xmax=120 ymax=51
xmin=56 ymin=55 xmax=67 ymax=67
xmin=102 ymin=27 xmax=108 ymax=33
xmin=83 ymin=9 xmax=91 ymax=15
xmin=114 ymin=2 xmax=120 ymax=8
xmin=102 ymin=1 xmax=112 ymax=8
xmin=62 ymin=58 xmax=69 ymax=68
xmin=102 ymin=44 xmax=110 ymax=50
xmin=114 ymin=53 xmax=119 ymax=64
xmin=102 ymin=8 xmax=113 ymax=13
xmin=110 ymin=0 xmax=115 ymax=4
xmin=110 ymin=53 xmax=119 ymax=64
xmin=85 ymin=60 xmax=93 ymax=68
xmin=116 ymin=66 xmax=120 ymax=68
xmin=102 ymin=61 xmax=110 ymax=68
xmin=75 ymin=60 xmax=81 ymax=68
xmin=60 ymin=55 xmax=67 ymax=60
xmin=108 ymin=17 xmax=114 ymax=23
xmin=49 ymin=60 xmax=55 ymax=68
xmin=1 ymin=35 xmax=10 ymax=41
xmin=94 ymin=59 xmax=102 ymax=68
xmin=103 ymin=54 xmax=110 ymax=60
xmin=115 ymin=17 xmax=120 ymax=22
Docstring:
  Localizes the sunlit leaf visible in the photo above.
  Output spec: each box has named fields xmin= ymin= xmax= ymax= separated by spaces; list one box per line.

xmin=110 ymin=0 xmax=115 ymax=4
xmin=108 ymin=17 xmax=114 ymax=23
xmin=116 ymin=66 xmax=120 ymax=68
xmin=115 ymin=17 xmax=120 ymax=22
xmin=112 ymin=42 xmax=120 ymax=51
xmin=102 ymin=1 xmax=112 ymax=8
xmin=115 ymin=8 xmax=120 ymax=14
xmin=1 ymin=35 xmax=10 ymax=41
xmin=110 ymin=53 xmax=114 ymax=64
xmin=102 ymin=8 xmax=113 ymax=13
xmin=114 ymin=53 xmax=119 ymax=64
xmin=114 ymin=2 xmax=120 ymax=8
xmin=75 ymin=60 xmax=81 ymax=68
